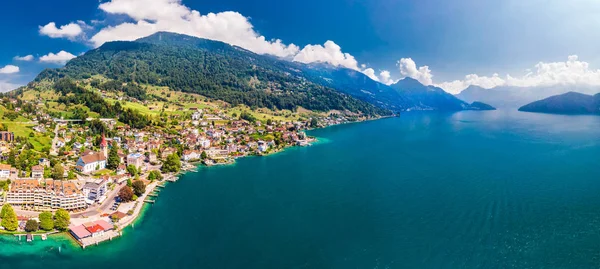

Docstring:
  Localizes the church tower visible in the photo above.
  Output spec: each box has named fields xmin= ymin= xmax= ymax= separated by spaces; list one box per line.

xmin=100 ymin=133 xmax=108 ymax=158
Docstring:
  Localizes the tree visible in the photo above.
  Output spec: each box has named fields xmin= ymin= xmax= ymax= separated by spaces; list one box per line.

xmin=1 ymin=204 xmax=18 ymax=231
xmin=52 ymin=164 xmax=64 ymax=181
xmin=54 ymin=208 xmax=71 ymax=231
xmin=0 ymin=203 xmax=9 ymax=219
xmin=67 ymin=170 xmax=76 ymax=180
xmin=131 ymin=180 xmax=146 ymax=196
xmin=118 ymin=186 xmax=134 ymax=202
xmin=25 ymin=220 xmax=39 ymax=232
xmin=200 ymin=151 xmax=208 ymax=160
xmin=147 ymin=170 xmax=163 ymax=181
xmin=162 ymin=153 xmax=181 ymax=173
xmin=311 ymin=118 xmax=318 ymax=127
xmin=39 ymin=211 xmax=54 ymax=231
xmin=127 ymin=165 xmax=138 ymax=176
xmin=107 ymin=141 xmax=120 ymax=169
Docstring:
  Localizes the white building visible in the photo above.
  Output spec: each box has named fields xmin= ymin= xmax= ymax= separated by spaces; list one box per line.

xmin=76 ymin=152 xmax=107 ymax=174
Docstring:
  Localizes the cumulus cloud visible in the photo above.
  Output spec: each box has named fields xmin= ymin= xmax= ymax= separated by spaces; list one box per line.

xmin=293 ymin=41 xmax=359 ymax=70
xmin=90 ymin=0 xmax=299 ymax=57
xmin=13 ymin=55 xmax=34 ymax=61
xmin=0 ymin=65 xmax=19 ymax=74
xmin=430 ymin=55 xmax=600 ymax=94
xmin=398 ymin=58 xmax=433 ymax=85
xmin=39 ymin=22 xmax=83 ymax=39
xmin=39 ymin=51 xmax=77 ymax=64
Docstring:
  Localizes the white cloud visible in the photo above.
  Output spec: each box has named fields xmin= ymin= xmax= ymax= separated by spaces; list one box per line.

xmin=379 ymin=70 xmax=397 ymax=85
xmin=398 ymin=58 xmax=433 ymax=85
xmin=293 ymin=41 xmax=359 ymax=70
xmin=90 ymin=0 xmax=299 ymax=58
xmin=0 ymin=65 xmax=19 ymax=74
xmin=39 ymin=22 xmax=83 ymax=39
xmin=13 ymin=55 xmax=34 ymax=61
xmin=431 ymin=55 xmax=600 ymax=94
xmin=39 ymin=51 xmax=77 ymax=64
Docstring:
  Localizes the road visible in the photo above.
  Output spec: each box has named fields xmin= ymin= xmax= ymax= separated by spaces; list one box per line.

xmin=71 ymin=182 xmax=123 ymax=218
xmin=49 ymin=123 xmax=61 ymax=156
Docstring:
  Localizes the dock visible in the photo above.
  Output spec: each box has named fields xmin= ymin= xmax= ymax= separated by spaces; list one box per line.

xmin=148 ymin=193 xmax=158 ymax=197
xmin=165 ymin=176 xmax=179 ymax=182
xmin=144 ymin=199 xmax=155 ymax=204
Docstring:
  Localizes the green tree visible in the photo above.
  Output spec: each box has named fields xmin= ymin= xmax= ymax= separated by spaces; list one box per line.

xmin=118 ymin=186 xmax=134 ymax=202
xmin=200 ymin=151 xmax=208 ymax=160
xmin=1 ymin=204 xmax=18 ymax=231
xmin=126 ymin=165 xmax=138 ymax=176
xmin=67 ymin=170 xmax=76 ymax=180
xmin=39 ymin=211 xmax=54 ymax=231
xmin=107 ymin=141 xmax=120 ymax=169
xmin=0 ymin=203 xmax=10 ymax=219
xmin=25 ymin=219 xmax=39 ymax=232
xmin=54 ymin=208 xmax=71 ymax=231
xmin=310 ymin=118 xmax=318 ymax=127
xmin=131 ymin=180 xmax=146 ymax=196
xmin=162 ymin=153 xmax=181 ymax=173
xmin=52 ymin=164 xmax=64 ymax=181
xmin=147 ymin=170 xmax=163 ymax=181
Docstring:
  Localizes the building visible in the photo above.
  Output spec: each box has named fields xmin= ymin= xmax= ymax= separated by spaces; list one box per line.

xmin=6 ymin=179 xmax=87 ymax=210
xmin=0 ymin=164 xmax=11 ymax=179
xmin=69 ymin=220 xmax=114 ymax=241
xmin=82 ymin=178 xmax=108 ymax=204
xmin=31 ymin=165 xmax=44 ymax=179
xmin=0 ymin=131 xmax=14 ymax=142
xmin=127 ymin=153 xmax=145 ymax=170
xmin=76 ymin=152 xmax=107 ymax=174
xmin=182 ymin=150 xmax=199 ymax=161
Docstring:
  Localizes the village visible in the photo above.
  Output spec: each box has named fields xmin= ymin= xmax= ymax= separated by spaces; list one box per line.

xmin=0 ymin=94 xmax=358 ymax=247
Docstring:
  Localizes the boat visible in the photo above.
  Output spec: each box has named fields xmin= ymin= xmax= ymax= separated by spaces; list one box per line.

xmin=41 ymin=234 xmax=47 ymax=241
xmin=26 ymin=234 xmax=33 ymax=242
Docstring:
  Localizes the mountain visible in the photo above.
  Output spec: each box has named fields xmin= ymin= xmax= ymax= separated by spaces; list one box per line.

xmin=518 ymin=92 xmax=600 ymax=115
xmin=456 ymin=84 xmax=600 ymax=109
xmin=469 ymin=101 xmax=496 ymax=110
xmin=388 ymin=78 xmax=495 ymax=111
xmin=31 ymin=31 xmax=490 ymax=113
xmin=300 ymin=64 xmax=410 ymax=110
xmin=33 ymin=32 xmax=389 ymax=117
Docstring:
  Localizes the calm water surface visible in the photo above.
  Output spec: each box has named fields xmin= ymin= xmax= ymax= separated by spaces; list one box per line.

xmin=2 ymin=110 xmax=600 ymax=269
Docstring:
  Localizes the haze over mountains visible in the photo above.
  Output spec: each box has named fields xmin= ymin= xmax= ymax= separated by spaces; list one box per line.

xmin=26 ymin=32 xmax=494 ymax=114
xmin=456 ymin=84 xmax=600 ymax=109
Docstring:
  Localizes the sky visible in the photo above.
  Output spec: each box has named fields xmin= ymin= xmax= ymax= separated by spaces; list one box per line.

xmin=2 ymin=0 xmax=600 ymax=93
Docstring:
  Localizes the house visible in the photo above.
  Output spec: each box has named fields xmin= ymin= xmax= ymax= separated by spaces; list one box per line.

xmin=82 ymin=178 xmax=108 ymax=204
xmin=116 ymin=164 xmax=126 ymax=175
xmin=31 ymin=165 xmax=44 ymax=179
xmin=127 ymin=153 xmax=145 ymax=170
xmin=69 ymin=220 xmax=113 ymax=241
xmin=257 ymin=141 xmax=268 ymax=152
xmin=0 ymin=131 xmax=14 ymax=142
xmin=0 ymin=164 xmax=11 ymax=178
xmin=75 ymin=152 xmax=107 ymax=174
xmin=38 ymin=158 xmax=50 ymax=167
xmin=182 ymin=150 xmax=199 ymax=161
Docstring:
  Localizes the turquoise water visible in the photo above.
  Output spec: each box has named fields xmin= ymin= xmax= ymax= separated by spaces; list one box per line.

xmin=2 ymin=110 xmax=600 ymax=268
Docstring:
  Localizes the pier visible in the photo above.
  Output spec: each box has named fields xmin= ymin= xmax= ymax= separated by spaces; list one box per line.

xmin=144 ymin=199 xmax=155 ymax=204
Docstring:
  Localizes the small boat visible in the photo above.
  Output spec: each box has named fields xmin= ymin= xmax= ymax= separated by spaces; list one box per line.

xmin=41 ymin=234 xmax=47 ymax=241
xmin=26 ymin=234 xmax=33 ymax=242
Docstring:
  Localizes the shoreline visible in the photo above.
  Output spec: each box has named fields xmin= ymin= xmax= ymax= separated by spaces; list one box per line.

xmin=0 ymin=115 xmax=390 ymax=249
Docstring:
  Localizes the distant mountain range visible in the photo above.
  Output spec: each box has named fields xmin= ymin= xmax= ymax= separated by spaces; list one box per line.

xmin=28 ymin=31 xmax=493 ymax=113
xmin=456 ymin=84 xmax=600 ymax=109
xmin=518 ymin=92 xmax=600 ymax=115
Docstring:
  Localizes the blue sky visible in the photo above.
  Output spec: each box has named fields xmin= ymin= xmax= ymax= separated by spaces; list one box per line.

xmin=1 ymin=0 xmax=600 ymax=93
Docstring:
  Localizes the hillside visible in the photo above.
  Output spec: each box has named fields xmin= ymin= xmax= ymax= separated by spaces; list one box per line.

xmin=389 ymin=78 xmax=495 ymax=111
xmin=518 ymin=92 xmax=600 ymax=115
xmin=33 ymin=32 xmax=389 ymax=117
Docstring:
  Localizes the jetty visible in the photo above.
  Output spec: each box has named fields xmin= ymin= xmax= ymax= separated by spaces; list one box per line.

xmin=144 ymin=199 xmax=155 ymax=204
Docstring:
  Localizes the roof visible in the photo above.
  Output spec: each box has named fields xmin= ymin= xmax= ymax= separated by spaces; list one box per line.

xmin=70 ymin=225 xmax=92 ymax=239
xmin=0 ymin=164 xmax=11 ymax=170
xmin=85 ymin=224 xmax=104 ymax=234
xmin=31 ymin=165 xmax=43 ymax=172
xmin=80 ymin=152 xmax=106 ymax=164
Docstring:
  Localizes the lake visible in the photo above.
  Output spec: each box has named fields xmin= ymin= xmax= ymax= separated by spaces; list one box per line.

xmin=2 ymin=110 xmax=600 ymax=268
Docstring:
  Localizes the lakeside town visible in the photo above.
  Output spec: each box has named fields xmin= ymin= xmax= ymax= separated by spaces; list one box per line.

xmin=0 ymin=93 xmax=369 ymax=248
